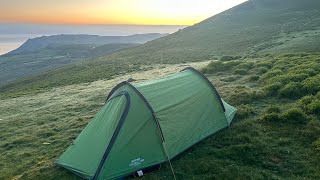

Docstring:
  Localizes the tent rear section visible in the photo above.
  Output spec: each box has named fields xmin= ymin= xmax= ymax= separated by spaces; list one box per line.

xmin=133 ymin=68 xmax=236 ymax=158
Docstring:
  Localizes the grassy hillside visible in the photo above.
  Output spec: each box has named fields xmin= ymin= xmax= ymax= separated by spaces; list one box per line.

xmin=146 ymin=53 xmax=320 ymax=179
xmin=0 ymin=54 xmax=319 ymax=179
xmin=96 ymin=0 xmax=320 ymax=63
xmin=1 ymin=0 xmax=320 ymax=99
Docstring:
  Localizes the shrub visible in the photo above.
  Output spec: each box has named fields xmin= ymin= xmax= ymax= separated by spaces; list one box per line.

xmin=201 ymin=61 xmax=241 ymax=74
xmin=236 ymin=104 xmax=255 ymax=119
xmin=273 ymin=60 xmax=295 ymax=71
xmin=262 ymin=113 xmax=282 ymax=122
xmin=265 ymin=106 xmax=281 ymax=114
xmin=256 ymin=67 xmax=269 ymax=75
xmin=266 ymin=74 xmax=309 ymax=85
xmin=220 ymin=75 xmax=241 ymax=82
xmin=307 ymin=100 xmax=320 ymax=115
xmin=278 ymin=82 xmax=306 ymax=99
xmin=233 ymin=69 xmax=248 ymax=75
xmin=228 ymin=88 xmax=265 ymax=105
xmin=281 ymin=53 xmax=297 ymax=58
xmin=220 ymin=55 xmax=242 ymax=61
xmin=264 ymin=82 xmax=282 ymax=95
xmin=236 ymin=62 xmax=254 ymax=70
xmin=302 ymin=74 xmax=320 ymax=95
xmin=260 ymin=69 xmax=283 ymax=81
xmin=248 ymin=75 xmax=260 ymax=82
xmin=281 ymin=108 xmax=309 ymax=124
xmin=299 ymin=95 xmax=320 ymax=116
xmin=299 ymin=95 xmax=314 ymax=111
xmin=290 ymin=68 xmax=317 ymax=77
xmin=251 ymin=90 xmax=266 ymax=99
xmin=255 ymin=61 xmax=273 ymax=69
xmin=312 ymin=138 xmax=320 ymax=151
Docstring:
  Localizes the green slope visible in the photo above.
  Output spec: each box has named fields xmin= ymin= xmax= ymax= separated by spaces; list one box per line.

xmin=1 ymin=53 xmax=319 ymax=179
xmin=99 ymin=0 xmax=320 ymax=63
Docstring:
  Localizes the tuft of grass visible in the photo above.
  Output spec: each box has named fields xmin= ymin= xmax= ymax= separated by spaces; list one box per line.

xmin=278 ymin=82 xmax=306 ymax=99
xmin=235 ymin=104 xmax=255 ymax=119
xmin=201 ymin=61 xmax=241 ymax=74
xmin=262 ymin=112 xmax=282 ymax=122
xmin=299 ymin=93 xmax=320 ymax=116
xmin=233 ymin=68 xmax=248 ymax=75
xmin=248 ymin=75 xmax=260 ymax=82
xmin=281 ymin=108 xmax=309 ymax=125
xmin=265 ymin=105 xmax=281 ymax=114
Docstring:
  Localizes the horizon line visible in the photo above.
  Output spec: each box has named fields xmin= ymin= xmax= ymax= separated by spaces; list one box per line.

xmin=0 ymin=21 xmax=190 ymax=26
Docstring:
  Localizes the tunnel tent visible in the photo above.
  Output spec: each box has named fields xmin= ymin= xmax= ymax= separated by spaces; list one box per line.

xmin=55 ymin=67 xmax=237 ymax=179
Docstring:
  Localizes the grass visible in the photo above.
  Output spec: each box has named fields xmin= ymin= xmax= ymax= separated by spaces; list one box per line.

xmin=0 ymin=57 xmax=151 ymax=99
xmin=1 ymin=54 xmax=319 ymax=179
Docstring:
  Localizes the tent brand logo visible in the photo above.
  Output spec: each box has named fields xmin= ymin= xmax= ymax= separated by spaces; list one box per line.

xmin=129 ymin=158 xmax=144 ymax=167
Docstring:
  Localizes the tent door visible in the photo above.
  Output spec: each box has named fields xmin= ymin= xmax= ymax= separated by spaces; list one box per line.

xmin=93 ymin=90 xmax=131 ymax=179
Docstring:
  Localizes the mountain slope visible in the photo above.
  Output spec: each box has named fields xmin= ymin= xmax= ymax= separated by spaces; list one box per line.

xmin=1 ymin=0 xmax=320 ymax=98
xmin=101 ymin=0 xmax=320 ymax=63
xmin=7 ymin=33 xmax=167 ymax=55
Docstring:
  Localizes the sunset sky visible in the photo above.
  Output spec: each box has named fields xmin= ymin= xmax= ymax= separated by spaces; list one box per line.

xmin=0 ymin=0 xmax=247 ymax=25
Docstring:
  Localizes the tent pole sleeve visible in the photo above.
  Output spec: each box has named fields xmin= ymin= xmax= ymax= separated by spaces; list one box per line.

xmin=105 ymin=81 xmax=165 ymax=142
xmin=93 ymin=91 xmax=130 ymax=180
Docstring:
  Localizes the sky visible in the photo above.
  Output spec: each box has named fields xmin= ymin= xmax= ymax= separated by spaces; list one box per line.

xmin=0 ymin=0 xmax=247 ymax=25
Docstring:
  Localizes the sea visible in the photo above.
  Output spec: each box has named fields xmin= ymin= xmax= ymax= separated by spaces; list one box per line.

xmin=0 ymin=23 xmax=186 ymax=55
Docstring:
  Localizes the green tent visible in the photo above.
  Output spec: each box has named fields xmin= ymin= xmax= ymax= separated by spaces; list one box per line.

xmin=55 ymin=67 xmax=236 ymax=179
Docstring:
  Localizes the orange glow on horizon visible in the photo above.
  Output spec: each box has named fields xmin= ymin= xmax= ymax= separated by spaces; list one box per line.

xmin=0 ymin=0 xmax=247 ymax=25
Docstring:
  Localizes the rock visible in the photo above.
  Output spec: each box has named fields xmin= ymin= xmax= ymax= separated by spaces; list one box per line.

xmin=127 ymin=78 xmax=136 ymax=82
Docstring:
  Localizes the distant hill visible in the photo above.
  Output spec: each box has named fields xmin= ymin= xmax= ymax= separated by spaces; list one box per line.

xmin=1 ymin=0 xmax=320 ymax=97
xmin=6 ymin=33 xmax=167 ymax=55
xmin=0 ymin=43 xmax=138 ymax=86
xmin=0 ymin=33 xmax=167 ymax=85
